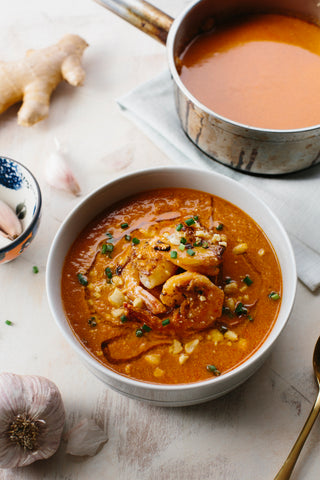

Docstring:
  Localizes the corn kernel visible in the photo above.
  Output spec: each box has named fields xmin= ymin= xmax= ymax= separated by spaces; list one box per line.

xmin=133 ymin=297 xmax=144 ymax=308
xmin=185 ymin=339 xmax=199 ymax=354
xmin=145 ymin=354 xmax=161 ymax=365
xmin=224 ymin=282 xmax=238 ymax=294
xmin=169 ymin=339 xmax=183 ymax=354
xmin=233 ymin=243 xmax=248 ymax=255
xmin=153 ymin=367 xmax=164 ymax=377
xmin=224 ymin=330 xmax=238 ymax=342
xmin=179 ymin=354 xmax=189 ymax=365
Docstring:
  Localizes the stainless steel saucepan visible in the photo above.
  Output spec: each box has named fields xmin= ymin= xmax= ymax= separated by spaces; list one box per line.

xmin=95 ymin=0 xmax=320 ymax=175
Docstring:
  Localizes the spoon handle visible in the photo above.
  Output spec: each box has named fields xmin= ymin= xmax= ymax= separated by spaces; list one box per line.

xmin=274 ymin=389 xmax=320 ymax=480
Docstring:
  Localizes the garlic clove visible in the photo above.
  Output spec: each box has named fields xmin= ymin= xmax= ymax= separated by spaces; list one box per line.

xmin=65 ymin=417 xmax=108 ymax=457
xmin=44 ymin=139 xmax=81 ymax=196
xmin=0 ymin=373 xmax=65 ymax=469
xmin=0 ymin=199 xmax=22 ymax=240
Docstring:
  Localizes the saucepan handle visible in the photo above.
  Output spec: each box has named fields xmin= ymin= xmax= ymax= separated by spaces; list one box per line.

xmin=93 ymin=0 xmax=174 ymax=45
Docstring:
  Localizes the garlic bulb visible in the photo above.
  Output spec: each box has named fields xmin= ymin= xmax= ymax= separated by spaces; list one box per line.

xmin=0 ymin=373 xmax=65 ymax=468
xmin=44 ymin=138 xmax=81 ymax=196
xmin=65 ymin=417 xmax=108 ymax=457
xmin=0 ymin=199 xmax=22 ymax=240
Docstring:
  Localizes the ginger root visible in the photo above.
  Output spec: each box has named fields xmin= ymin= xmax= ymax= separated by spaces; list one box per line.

xmin=0 ymin=34 xmax=88 ymax=126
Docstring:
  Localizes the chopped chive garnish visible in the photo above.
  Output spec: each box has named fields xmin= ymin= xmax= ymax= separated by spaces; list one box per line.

xmin=88 ymin=317 xmax=97 ymax=327
xmin=225 ymin=277 xmax=232 ymax=284
xmin=121 ymin=222 xmax=129 ymax=229
xmin=32 ymin=266 xmax=39 ymax=274
xmin=77 ymin=273 xmax=88 ymax=286
xmin=216 ymin=223 xmax=224 ymax=231
xmin=120 ymin=314 xmax=128 ymax=323
xmin=106 ymin=232 xmax=113 ymax=238
xmin=105 ymin=267 xmax=113 ymax=279
xmin=135 ymin=328 xmax=143 ymax=337
xmin=132 ymin=237 xmax=140 ymax=245
xmin=269 ymin=291 xmax=281 ymax=301
xmin=105 ymin=244 xmax=114 ymax=252
xmin=142 ymin=324 xmax=152 ymax=332
xmin=179 ymin=244 xmax=185 ymax=251
xmin=125 ymin=234 xmax=131 ymax=241
xmin=180 ymin=237 xmax=187 ymax=244
xmin=170 ymin=250 xmax=178 ymax=259
xmin=235 ymin=302 xmax=248 ymax=316
xmin=248 ymin=315 xmax=254 ymax=322
xmin=206 ymin=365 xmax=221 ymax=376
xmin=243 ymin=275 xmax=253 ymax=286
xmin=101 ymin=244 xmax=107 ymax=254
xmin=193 ymin=239 xmax=202 ymax=247
xmin=193 ymin=215 xmax=199 ymax=221
xmin=222 ymin=306 xmax=234 ymax=319
xmin=185 ymin=218 xmax=195 ymax=226
xmin=202 ymin=241 xmax=209 ymax=249
xmin=162 ymin=318 xmax=170 ymax=326
xmin=176 ymin=223 xmax=183 ymax=231
xmin=187 ymin=248 xmax=195 ymax=256
xmin=5 ymin=320 xmax=12 ymax=326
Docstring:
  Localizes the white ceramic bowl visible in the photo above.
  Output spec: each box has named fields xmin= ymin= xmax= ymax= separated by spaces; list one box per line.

xmin=0 ymin=156 xmax=41 ymax=264
xmin=46 ymin=166 xmax=296 ymax=406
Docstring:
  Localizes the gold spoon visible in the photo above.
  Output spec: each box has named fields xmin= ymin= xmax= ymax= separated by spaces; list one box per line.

xmin=274 ymin=336 xmax=320 ymax=479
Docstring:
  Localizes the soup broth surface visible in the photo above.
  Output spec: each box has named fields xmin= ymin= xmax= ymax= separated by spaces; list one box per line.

xmin=62 ymin=189 xmax=282 ymax=385
xmin=180 ymin=14 xmax=320 ymax=129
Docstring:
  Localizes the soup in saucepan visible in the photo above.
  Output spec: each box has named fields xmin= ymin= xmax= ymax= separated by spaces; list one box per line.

xmin=179 ymin=13 xmax=320 ymax=130
xmin=61 ymin=188 xmax=282 ymax=384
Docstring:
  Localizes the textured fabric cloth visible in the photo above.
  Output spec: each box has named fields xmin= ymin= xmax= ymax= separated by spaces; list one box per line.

xmin=118 ymin=70 xmax=320 ymax=291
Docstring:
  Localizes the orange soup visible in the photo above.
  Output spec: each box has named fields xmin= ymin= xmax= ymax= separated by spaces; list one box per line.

xmin=61 ymin=189 xmax=282 ymax=385
xmin=179 ymin=14 xmax=320 ymax=130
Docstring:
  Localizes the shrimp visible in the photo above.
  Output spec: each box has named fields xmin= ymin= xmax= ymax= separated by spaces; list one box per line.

xmin=131 ymin=238 xmax=178 ymax=289
xmin=161 ymin=224 xmax=226 ymax=276
xmin=121 ymin=262 xmax=166 ymax=314
xmin=160 ymin=271 xmax=224 ymax=332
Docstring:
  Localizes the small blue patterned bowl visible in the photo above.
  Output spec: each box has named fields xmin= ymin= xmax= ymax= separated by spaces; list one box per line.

xmin=0 ymin=156 xmax=41 ymax=264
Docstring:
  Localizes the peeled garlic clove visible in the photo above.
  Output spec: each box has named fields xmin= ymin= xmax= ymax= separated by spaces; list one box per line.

xmin=44 ymin=139 xmax=81 ymax=196
xmin=0 ymin=199 xmax=22 ymax=240
xmin=65 ymin=417 xmax=108 ymax=456
xmin=0 ymin=373 xmax=65 ymax=468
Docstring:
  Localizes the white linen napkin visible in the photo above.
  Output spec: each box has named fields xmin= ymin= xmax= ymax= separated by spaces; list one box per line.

xmin=118 ymin=70 xmax=320 ymax=292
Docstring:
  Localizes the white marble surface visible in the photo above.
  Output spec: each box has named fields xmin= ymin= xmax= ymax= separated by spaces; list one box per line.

xmin=0 ymin=1 xmax=320 ymax=479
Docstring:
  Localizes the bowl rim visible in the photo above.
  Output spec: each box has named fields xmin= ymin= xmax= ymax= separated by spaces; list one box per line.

xmin=46 ymin=165 xmax=297 ymax=393
xmin=0 ymin=156 xmax=42 ymax=254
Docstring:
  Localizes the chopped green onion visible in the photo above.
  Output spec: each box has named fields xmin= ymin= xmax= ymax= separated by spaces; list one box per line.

xmin=243 ymin=275 xmax=253 ymax=286
xmin=176 ymin=223 xmax=183 ymax=231
xmin=105 ymin=244 xmax=114 ymax=252
xmin=187 ymin=248 xmax=195 ymax=256
xmin=235 ymin=302 xmax=248 ymax=316
xmin=170 ymin=250 xmax=178 ymax=259
xmin=180 ymin=237 xmax=187 ymax=244
xmin=77 ymin=273 xmax=88 ymax=286
xmin=101 ymin=244 xmax=107 ymax=254
xmin=185 ymin=218 xmax=195 ymax=226
xmin=135 ymin=328 xmax=143 ymax=337
xmin=121 ymin=222 xmax=129 ymax=229
xmin=88 ymin=317 xmax=97 ymax=327
xmin=120 ymin=314 xmax=128 ymax=323
xmin=5 ymin=320 xmax=12 ymax=326
xmin=105 ymin=267 xmax=113 ymax=279
xmin=193 ymin=239 xmax=202 ymax=247
xmin=32 ymin=266 xmax=39 ymax=274
xmin=216 ymin=223 xmax=224 ymax=231
xmin=179 ymin=244 xmax=185 ymax=251
xmin=132 ymin=237 xmax=140 ymax=245
xmin=162 ymin=318 xmax=170 ymax=326
xmin=248 ymin=315 xmax=254 ymax=322
xmin=202 ymin=241 xmax=209 ymax=249
xmin=225 ymin=277 xmax=232 ymax=284
xmin=193 ymin=215 xmax=199 ymax=221
xmin=142 ymin=324 xmax=152 ymax=332
xmin=125 ymin=234 xmax=131 ymax=241
xmin=269 ymin=291 xmax=281 ymax=301
xmin=105 ymin=232 xmax=113 ymax=239
xmin=222 ymin=306 xmax=234 ymax=319
xmin=206 ymin=365 xmax=221 ymax=376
